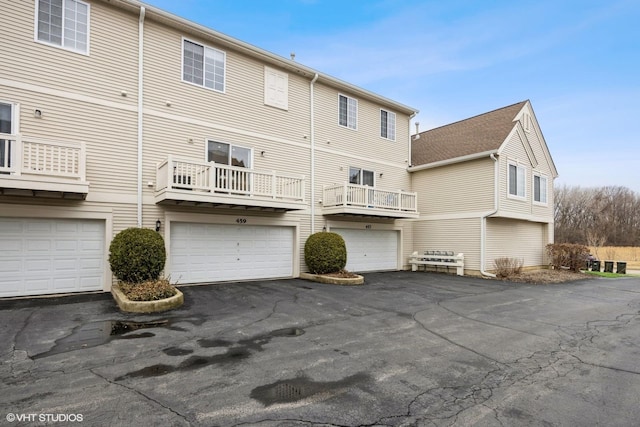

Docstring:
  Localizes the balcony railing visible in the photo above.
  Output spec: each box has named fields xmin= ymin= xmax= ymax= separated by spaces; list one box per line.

xmin=322 ymin=183 xmax=418 ymax=218
xmin=0 ymin=134 xmax=88 ymax=195
xmin=155 ymin=156 xmax=305 ymax=210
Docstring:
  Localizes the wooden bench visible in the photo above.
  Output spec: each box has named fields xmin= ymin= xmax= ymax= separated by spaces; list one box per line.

xmin=410 ymin=251 xmax=464 ymax=276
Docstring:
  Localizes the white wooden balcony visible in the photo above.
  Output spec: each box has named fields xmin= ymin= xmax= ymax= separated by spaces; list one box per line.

xmin=155 ymin=156 xmax=306 ymax=211
xmin=322 ymin=183 xmax=418 ymax=218
xmin=0 ymin=134 xmax=89 ymax=198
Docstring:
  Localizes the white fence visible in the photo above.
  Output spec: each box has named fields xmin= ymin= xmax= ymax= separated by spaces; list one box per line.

xmin=0 ymin=134 xmax=85 ymax=179
xmin=156 ymin=156 xmax=305 ymax=202
xmin=323 ymin=183 xmax=417 ymax=213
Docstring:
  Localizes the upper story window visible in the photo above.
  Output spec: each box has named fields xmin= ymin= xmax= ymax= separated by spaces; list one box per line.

xmin=534 ymin=173 xmax=548 ymax=204
xmin=207 ymin=141 xmax=251 ymax=168
xmin=264 ymin=67 xmax=288 ymax=110
xmin=183 ymin=39 xmax=226 ymax=93
xmin=339 ymin=94 xmax=357 ymax=130
xmin=0 ymin=102 xmax=18 ymax=171
xmin=349 ymin=167 xmax=374 ymax=187
xmin=508 ymin=161 xmax=526 ymax=199
xmin=380 ymin=109 xmax=396 ymax=141
xmin=36 ymin=0 xmax=89 ymax=54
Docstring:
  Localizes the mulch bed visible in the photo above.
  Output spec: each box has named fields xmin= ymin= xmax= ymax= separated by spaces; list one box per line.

xmin=118 ymin=279 xmax=177 ymax=301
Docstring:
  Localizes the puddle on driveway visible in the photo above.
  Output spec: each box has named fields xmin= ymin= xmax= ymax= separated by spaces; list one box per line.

xmin=117 ymin=326 xmax=306 ymax=380
xmin=250 ymin=373 xmax=370 ymax=406
xmin=33 ymin=319 xmax=170 ymax=359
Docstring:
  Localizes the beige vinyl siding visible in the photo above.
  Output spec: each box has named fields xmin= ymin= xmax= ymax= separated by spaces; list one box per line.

xmin=486 ymin=218 xmax=547 ymax=269
xmin=412 ymin=218 xmax=481 ymax=270
xmin=498 ymin=129 xmax=533 ymax=216
xmin=0 ymin=196 xmax=135 ymax=237
xmin=399 ymin=219 xmax=413 ymax=269
xmin=142 ymin=114 xmax=311 ymax=203
xmin=0 ymin=1 xmax=139 ymax=105
xmin=142 ymin=21 xmax=310 ymax=144
xmin=526 ymin=121 xmax=555 ymax=219
xmin=0 ymin=87 xmax=138 ymax=195
xmin=312 ymin=84 xmax=409 ymax=166
xmin=411 ymin=158 xmax=494 ymax=215
xmin=498 ymin=121 xmax=555 ymax=223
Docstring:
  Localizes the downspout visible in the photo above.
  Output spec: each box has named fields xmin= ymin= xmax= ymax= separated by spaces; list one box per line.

xmin=481 ymin=153 xmax=499 ymax=277
xmin=137 ymin=6 xmax=145 ymax=228
xmin=309 ymin=73 xmax=319 ymax=233
xmin=408 ymin=112 xmax=417 ymax=168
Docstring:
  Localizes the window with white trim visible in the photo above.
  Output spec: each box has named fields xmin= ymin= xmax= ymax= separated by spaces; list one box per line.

xmin=349 ymin=167 xmax=374 ymax=187
xmin=380 ymin=109 xmax=396 ymax=140
xmin=534 ymin=173 xmax=548 ymax=204
xmin=36 ymin=0 xmax=89 ymax=54
xmin=339 ymin=94 xmax=357 ymax=129
xmin=0 ymin=102 xmax=17 ymax=171
xmin=264 ymin=66 xmax=288 ymax=110
xmin=183 ymin=39 xmax=226 ymax=92
xmin=207 ymin=141 xmax=251 ymax=168
xmin=508 ymin=162 xmax=526 ymax=198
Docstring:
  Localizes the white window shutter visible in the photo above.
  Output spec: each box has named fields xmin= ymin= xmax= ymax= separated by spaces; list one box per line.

xmin=264 ymin=67 xmax=288 ymax=110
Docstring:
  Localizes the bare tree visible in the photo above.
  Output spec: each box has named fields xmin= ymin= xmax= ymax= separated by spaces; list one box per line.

xmin=554 ymin=185 xmax=640 ymax=247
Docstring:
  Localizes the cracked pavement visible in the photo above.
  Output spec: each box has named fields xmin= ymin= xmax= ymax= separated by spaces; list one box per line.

xmin=1 ymin=272 xmax=639 ymax=426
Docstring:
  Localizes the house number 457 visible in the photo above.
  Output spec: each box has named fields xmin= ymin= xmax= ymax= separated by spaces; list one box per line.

xmin=236 ymin=218 xmax=247 ymax=224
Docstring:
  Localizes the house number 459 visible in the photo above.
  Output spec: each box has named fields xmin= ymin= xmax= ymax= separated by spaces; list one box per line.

xmin=236 ymin=218 xmax=247 ymax=224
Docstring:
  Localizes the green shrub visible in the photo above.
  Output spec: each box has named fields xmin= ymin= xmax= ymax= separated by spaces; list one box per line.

xmin=304 ymin=232 xmax=347 ymax=274
xmin=109 ymin=228 xmax=166 ymax=283
xmin=546 ymin=243 xmax=589 ymax=272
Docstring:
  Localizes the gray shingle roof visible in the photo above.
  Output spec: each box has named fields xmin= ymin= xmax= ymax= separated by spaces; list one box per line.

xmin=411 ymin=101 xmax=527 ymax=166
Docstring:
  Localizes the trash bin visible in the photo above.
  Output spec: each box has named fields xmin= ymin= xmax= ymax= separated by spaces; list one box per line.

xmin=591 ymin=260 xmax=601 ymax=272
xmin=617 ymin=262 xmax=627 ymax=274
xmin=604 ymin=261 xmax=614 ymax=273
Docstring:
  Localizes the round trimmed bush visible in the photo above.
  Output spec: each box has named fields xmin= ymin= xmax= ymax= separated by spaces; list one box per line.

xmin=304 ymin=232 xmax=347 ymax=274
xmin=109 ymin=228 xmax=166 ymax=283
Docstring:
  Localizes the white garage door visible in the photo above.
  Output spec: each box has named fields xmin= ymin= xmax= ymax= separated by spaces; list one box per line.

xmin=170 ymin=223 xmax=294 ymax=283
xmin=0 ymin=218 xmax=105 ymax=297
xmin=334 ymin=229 xmax=398 ymax=272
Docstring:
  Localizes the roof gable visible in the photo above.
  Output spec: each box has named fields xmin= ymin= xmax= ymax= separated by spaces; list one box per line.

xmin=411 ymin=101 xmax=527 ymax=167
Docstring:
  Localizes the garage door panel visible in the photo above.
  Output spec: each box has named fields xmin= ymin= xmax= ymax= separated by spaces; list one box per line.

xmin=335 ymin=229 xmax=398 ymax=272
xmin=171 ymin=223 xmax=294 ymax=283
xmin=0 ymin=218 xmax=105 ymax=297
xmin=26 ymin=279 xmax=49 ymax=292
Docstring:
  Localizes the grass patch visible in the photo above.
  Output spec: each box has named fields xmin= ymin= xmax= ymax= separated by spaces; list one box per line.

xmin=585 ymin=271 xmax=639 ymax=278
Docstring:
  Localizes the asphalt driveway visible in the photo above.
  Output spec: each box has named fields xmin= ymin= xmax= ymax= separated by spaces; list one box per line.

xmin=1 ymin=272 xmax=640 ymax=426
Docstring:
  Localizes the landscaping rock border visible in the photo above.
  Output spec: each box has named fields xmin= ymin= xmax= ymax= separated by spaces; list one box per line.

xmin=111 ymin=283 xmax=184 ymax=313
xmin=300 ymin=272 xmax=364 ymax=286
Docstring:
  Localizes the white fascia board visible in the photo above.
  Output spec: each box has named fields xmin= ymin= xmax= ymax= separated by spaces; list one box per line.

xmin=408 ymin=150 xmax=498 ymax=172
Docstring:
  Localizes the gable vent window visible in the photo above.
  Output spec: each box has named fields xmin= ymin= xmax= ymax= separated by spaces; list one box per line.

xmin=339 ymin=94 xmax=357 ymax=130
xmin=183 ymin=39 xmax=226 ymax=92
xmin=523 ymin=113 xmax=532 ymax=132
xmin=36 ymin=0 xmax=89 ymax=54
xmin=380 ymin=109 xmax=396 ymax=141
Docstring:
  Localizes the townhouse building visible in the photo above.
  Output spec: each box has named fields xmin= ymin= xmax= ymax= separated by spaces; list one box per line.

xmin=0 ymin=0 xmax=419 ymax=297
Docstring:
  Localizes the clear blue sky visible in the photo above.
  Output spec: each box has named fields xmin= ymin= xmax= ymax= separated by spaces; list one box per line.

xmin=143 ymin=0 xmax=639 ymax=193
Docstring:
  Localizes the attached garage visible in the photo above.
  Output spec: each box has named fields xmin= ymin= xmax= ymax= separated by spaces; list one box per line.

xmin=486 ymin=218 xmax=547 ymax=268
xmin=333 ymin=228 xmax=399 ymax=272
xmin=0 ymin=218 xmax=105 ymax=297
xmin=170 ymin=222 xmax=295 ymax=283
